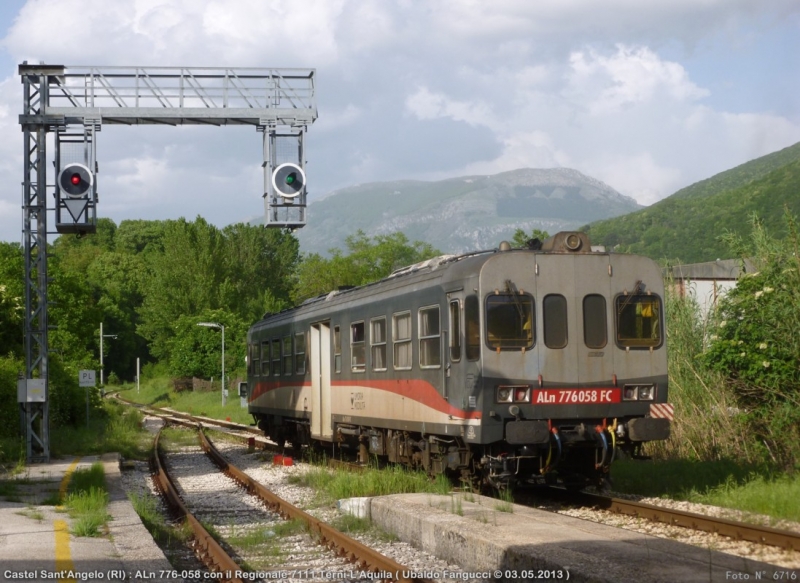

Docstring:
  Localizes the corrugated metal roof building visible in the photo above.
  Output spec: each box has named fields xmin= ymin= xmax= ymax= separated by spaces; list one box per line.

xmin=665 ymin=258 xmax=756 ymax=317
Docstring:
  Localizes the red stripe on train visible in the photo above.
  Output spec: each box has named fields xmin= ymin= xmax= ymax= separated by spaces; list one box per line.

xmin=250 ymin=378 xmax=482 ymax=420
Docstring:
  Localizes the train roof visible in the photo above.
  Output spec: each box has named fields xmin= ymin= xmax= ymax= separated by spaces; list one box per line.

xmin=254 ymin=231 xmax=611 ymax=325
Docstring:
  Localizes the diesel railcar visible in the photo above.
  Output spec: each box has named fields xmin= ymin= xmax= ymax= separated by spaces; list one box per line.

xmin=245 ymin=231 xmax=672 ymax=489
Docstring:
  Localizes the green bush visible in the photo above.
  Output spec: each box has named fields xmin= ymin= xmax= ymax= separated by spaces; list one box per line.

xmin=0 ymin=356 xmax=25 ymax=439
xmin=702 ymin=210 xmax=800 ymax=468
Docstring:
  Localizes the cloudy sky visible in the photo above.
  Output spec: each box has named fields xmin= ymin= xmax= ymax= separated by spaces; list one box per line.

xmin=0 ymin=0 xmax=798 ymax=244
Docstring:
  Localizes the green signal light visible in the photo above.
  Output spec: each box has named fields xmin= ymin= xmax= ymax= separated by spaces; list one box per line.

xmin=285 ymin=173 xmax=296 ymax=185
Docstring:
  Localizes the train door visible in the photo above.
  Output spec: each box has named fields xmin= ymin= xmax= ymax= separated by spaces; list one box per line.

xmin=535 ymin=255 xmax=579 ymax=387
xmin=310 ymin=322 xmax=333 ymax=439
xmin=572 ymin=254 xmax=613 ymax=385
xmin=444 ymin=291 xmax=463 ymax=402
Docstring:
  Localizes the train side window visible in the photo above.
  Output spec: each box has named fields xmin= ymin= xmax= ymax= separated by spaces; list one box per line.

xmin=615 ymin=294 xmax=663 ymax=348
xmin=333 ymin=326 xmax=342 ymax=374
xmin=465 ymin=295 xmax=480 ymax=360
xmin=486 ymin=293 xmax=534 ymax=350
xmin=371 ymin=317 xmax=387 ymax=371
xmin=294 ymin=332 xmax=306 ymax=374
xmin=351 ymin=321 xmax=366 ymax=372
xmin=419 ymin=305 xmax=441 ymax=368
xmin=449 ymin=300 xmax=461 ymax=362
xmin=260 ymin=341 xmax=270 ymax=376
xmin=271 ymin=339 xmax=281 ymax=376
xmin=583 ymin=294 xmax=607 ymax=349
xmin=282 ymin=336 xmax=293 ymax=375
xmin=247 ymin=343 xmax=260 ymax=375
xmin=393 ymin=312 xmax=412 ymax=370
xmin=543 ymin=294 xmax=568 ymax=349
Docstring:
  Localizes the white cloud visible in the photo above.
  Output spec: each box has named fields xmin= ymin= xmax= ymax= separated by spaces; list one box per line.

xmin=405 ymin=87 xmax=495 ymax=127
xmin=585 ymin=153 xmax=682 ymax=206
xmin=0 ymin=0 xmax=798 ymax=243
xmin=566 ymin=45 xmax=710 ymax=115
xmin=315 ymin=104 xmax=362 ymax=132
xmin=458 ymin=132 xmax=572 ymax=176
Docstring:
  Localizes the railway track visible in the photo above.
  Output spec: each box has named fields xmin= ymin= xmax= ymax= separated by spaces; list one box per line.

xmin=153 ymin=421 xmax=450 ymax=582
xmin=118 ymin=395 xmax=800 ymax=569
xmin=541 ymin=488 xmax=800 ymax=552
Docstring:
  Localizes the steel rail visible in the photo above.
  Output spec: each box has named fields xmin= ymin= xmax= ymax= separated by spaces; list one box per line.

xmin=152 ymin=428 xmax=245 ymax=582
xmin=112 ymin=393 xmax=262 ymax=435
xmin=196 ymin=427 xmax=430 ymax=583
xmin=545 ymin=489 xmax=800 ymax=551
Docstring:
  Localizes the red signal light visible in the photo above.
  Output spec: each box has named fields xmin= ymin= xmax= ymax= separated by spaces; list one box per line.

xmin=515 ymin=388 xmax=529 ymax=402
xmin=58 ymin=163 xmax=92 ymax=198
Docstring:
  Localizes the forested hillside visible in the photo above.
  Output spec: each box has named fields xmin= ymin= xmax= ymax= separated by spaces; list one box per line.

xmin=584 ymin=142 xmax=800 ymax=263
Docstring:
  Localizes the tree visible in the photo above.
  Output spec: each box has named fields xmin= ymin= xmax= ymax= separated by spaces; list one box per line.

xmin=295 ymin=231 xmax=441 ymax=301
xmin=0 ymin=242 xmax=24 ymax=357
xmin=137 ymin=217 xmax=299 ymax=364
xmin=87 ymin=252 xmax=148 ymax=379
xmin=114 ymin=219 xmax=169 ymax=255
xmin=168 ymin=309 xmax=246 ymax=381
xmin=511 ymin=228 xmax=550 ymax=248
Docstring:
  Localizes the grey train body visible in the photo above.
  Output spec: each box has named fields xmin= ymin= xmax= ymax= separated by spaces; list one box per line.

xmin=245 ymin=232 xmax=671 ymax=489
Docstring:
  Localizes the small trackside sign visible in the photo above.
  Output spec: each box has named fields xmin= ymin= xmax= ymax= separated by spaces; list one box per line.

xmin=79 ymin=370 xmax=96 ymax=387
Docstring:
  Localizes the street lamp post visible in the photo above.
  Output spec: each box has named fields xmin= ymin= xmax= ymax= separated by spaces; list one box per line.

xmin=197 ymin=322 xmax=225 ymax=406
xmin=99 ymin=322 xmax=118 ymax=387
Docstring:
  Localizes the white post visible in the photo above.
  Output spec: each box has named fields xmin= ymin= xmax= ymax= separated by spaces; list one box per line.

xmin=100 ymin=322 xmax=104 ymax=386
xmin=221 ymin=325 xmax=226 ymax=407
xmin=136 ymin=357 xmax=140 ymax=394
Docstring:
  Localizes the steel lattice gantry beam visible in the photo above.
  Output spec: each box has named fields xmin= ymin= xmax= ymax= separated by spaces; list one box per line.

xmin=18 ymin=63 xmax=317 ymax=462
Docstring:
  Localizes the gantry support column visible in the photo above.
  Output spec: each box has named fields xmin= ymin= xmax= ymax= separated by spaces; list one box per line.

xmin=20 ymin=66 xmax=57 ymax=462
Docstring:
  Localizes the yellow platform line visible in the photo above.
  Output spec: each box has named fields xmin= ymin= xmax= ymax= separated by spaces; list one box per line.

xmin=53 ymin=457 xmax=80 ymax=582
xmin=57 ymin=457 xmax=81 ymax=508
xmin=54 ymin=520 xmax=77 ymax=583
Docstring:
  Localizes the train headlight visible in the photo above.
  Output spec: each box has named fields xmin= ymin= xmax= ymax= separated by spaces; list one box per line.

xmin=638 ymin=385 xmax=655 ymax=401
xmin=513 ymin=387 xmax=531 ymax=403
xmin=496 ymin=387 xmax=513 ymax=403
xmin=622 ymin=384 xmax=656 ymax=401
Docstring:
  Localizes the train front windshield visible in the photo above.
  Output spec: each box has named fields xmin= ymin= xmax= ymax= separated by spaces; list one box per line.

xmin=486 ymin=293 xmax=535 ymax=350
xmin=615 ymin=294 xmax=662 ymax=347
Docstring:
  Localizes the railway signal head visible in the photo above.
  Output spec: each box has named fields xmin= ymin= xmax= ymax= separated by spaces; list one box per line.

xmin=272 ymin=163 xmax=306 ymax=198
xmin=58 ymin=163 xmax=93 ymax=198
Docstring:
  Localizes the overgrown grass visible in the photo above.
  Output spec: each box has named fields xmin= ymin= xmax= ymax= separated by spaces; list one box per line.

xmin=161 ymin=427 xmax=200 ymax=448
xmin=612 ymin=459 xmax=800 ymax=522
xmin=647 ymin=287 xmax=754 ymax=463
xmin=288 ymin=462 xmax=451 ymax=506
xmin=129 ymin=491 xmax=192 ymax=547
xmin=116 ymin=376 xmax=252 ymax=425
xmin=63 ymin=462 xmax=110 ymax=537
xmin=49 ymin=401 xmax=151 ymax=460
xmin=0 ymin=437 xmax=26 ymax=472
xmin=695 ymin=474 xmax=800 ymax=522
xmin=493 ymin=488 xmax=514 ymax=513
xmin=16 ymin=505 xmax=44 ymax=521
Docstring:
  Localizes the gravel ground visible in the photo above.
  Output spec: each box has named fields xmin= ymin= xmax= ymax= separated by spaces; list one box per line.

xmin=124 ymin=416 xmax=799 ymax=578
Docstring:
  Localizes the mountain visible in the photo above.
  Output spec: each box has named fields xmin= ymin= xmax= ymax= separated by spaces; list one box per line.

xmin=295 ymin=168 xmax=642 ymax=255
xmin=583 ymin=142 xmax=800 ymax=264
